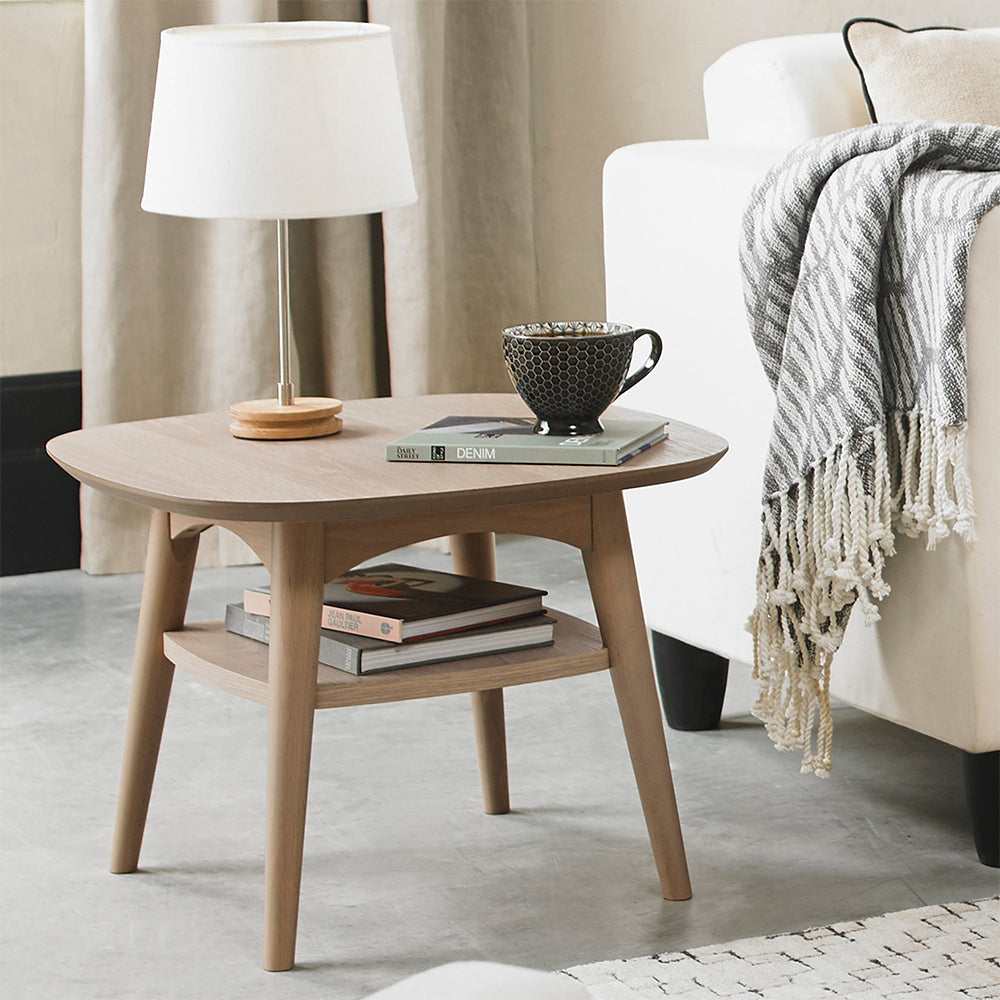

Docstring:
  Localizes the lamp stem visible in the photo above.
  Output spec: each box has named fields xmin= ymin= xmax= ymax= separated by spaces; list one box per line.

xmin=276 ymin=218 xmax=294 ymax=406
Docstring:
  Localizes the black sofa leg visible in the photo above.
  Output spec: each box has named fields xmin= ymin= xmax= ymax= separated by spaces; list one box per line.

xmin=651 ymin=631 xmax=729 ymax=731
xmin=962 ymin=750 xmax=999 ymax=867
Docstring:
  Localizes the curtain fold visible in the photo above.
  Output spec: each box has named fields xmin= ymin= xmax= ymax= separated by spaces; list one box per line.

xmin=81 ymin=0 xmax=539 ymax=573
xmin=371 ymin=0 xmax=540 ymax=395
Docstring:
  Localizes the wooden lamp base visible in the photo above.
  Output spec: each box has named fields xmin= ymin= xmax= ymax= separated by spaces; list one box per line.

xmin=229 ymin=397 xmax=343 ymax=440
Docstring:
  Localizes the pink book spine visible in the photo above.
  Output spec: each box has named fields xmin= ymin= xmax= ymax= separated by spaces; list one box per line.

xmin=319 ymin=605 xmax=403 ymax=643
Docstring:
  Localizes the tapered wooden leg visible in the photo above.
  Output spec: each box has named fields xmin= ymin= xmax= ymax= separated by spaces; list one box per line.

xmin=469 ymin=689 xmax=509 ymax=815
xmin=450 ymin=532 xmax=510 ymax=814
xmin=263 ymin=522 xmax=324 ymax=972
xmin=110 ymin=510 xmax=200 ymax=874
xmin=583 ymin=492 xmax=692 ymax=900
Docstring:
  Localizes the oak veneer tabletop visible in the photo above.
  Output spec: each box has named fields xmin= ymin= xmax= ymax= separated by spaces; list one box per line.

xmin=47 ymin=393 xmax=727 ymax=523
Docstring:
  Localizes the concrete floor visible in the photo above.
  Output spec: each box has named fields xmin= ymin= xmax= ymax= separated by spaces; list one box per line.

xmin=1 ymin=533 xmax=997 ymax=1000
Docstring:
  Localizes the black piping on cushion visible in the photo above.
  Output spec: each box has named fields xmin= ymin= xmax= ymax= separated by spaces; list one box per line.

xmin=842 ymin=17 xmax=963 ymax=122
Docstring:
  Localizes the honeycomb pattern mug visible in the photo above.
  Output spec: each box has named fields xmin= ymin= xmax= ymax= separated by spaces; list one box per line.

xmin=502 ymin=322 xmax=662 ymax=435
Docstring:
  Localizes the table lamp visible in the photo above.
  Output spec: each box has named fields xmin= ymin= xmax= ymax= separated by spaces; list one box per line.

xmin=141 ymin=21 xmax=416 ymax=439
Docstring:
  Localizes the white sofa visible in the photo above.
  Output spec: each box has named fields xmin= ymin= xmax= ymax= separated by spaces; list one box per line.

xmin=603 ymin=32 xmax=999 ymax=864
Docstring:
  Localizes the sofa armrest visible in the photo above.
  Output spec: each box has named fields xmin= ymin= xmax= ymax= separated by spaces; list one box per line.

xmin=603 ymin=137 xmax=1000 ymax=749
xmin=603 ymin=139 xmax=785 ymax=660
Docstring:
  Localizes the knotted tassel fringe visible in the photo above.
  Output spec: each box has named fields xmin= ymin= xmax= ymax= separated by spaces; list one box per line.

xmin=749 ymin=411 xmax=975 ymax=776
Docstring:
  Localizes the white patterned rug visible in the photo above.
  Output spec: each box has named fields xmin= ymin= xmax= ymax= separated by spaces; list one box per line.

xmin=564 ymin=898 xmax=999 ymax=999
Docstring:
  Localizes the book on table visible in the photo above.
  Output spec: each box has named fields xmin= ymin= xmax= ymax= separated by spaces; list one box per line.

xmin=385 ymin=413 xmax=670 ymax=466
xmin=225 ymin=603 xmax=556 ymax=675
xmin=242 ymin=562 xmax=547 ymax=644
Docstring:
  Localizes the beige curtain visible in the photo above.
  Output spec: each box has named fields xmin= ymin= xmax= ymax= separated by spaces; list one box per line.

xmin=81 ymin=0 xmax=538 ymax=573
xmin=370 ymin=0 xmax=539 ymax=394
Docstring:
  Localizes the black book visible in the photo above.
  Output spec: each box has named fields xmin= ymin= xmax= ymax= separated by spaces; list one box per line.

xmin=243 ymin=562 xmax=547 ymax=643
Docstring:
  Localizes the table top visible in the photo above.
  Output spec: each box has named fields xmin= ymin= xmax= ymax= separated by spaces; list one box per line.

xmin=47 ymin=393 xmax=727 ymax=523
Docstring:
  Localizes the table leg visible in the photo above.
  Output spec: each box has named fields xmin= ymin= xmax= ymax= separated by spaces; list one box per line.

xmin=583 ymin=492 xmax=692 ymax=900
xmin=264 ymin=521 xmax=324 ymax=972
xmin=449 ymin=532 xmax=510 ymax=815
xmin=110 ymin=510 xmax=200 ymax=874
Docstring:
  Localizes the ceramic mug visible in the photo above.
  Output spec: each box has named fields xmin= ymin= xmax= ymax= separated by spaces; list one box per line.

xmin=502 ymin=322 xmax=663 ymax=435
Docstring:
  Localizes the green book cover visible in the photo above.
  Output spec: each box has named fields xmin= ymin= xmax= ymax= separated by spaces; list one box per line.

xmin=386 ymin=414 xmax=669 ymax=466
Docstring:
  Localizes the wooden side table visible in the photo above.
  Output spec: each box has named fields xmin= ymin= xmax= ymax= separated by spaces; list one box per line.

xmin=48 ymin=393 xmax=727 ymax=972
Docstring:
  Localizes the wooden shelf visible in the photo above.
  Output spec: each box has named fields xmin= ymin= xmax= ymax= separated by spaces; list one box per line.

xmin=164 ymin=610 xmax=609 ymax=710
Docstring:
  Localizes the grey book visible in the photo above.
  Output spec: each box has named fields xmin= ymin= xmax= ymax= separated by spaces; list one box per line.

xmin=385 ymin=413 xmax=669 ymax=466
xmin=225 ymin=603 xmax=556 ymax=675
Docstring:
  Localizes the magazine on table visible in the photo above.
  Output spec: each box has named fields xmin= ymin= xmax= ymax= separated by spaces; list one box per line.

xmin=385 ymin=413 xmax=670 ymax=466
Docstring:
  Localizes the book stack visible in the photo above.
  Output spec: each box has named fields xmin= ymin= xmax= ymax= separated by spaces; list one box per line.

xmin=225 ymin=562 xmax=554 ymax=675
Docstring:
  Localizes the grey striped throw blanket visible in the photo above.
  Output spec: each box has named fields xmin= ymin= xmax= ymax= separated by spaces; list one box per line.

xmin=741 ymin=121 xmax=1000 ymax=776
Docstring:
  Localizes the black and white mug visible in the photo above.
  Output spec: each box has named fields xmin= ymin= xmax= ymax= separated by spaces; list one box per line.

xmin=502 ymin=322 xmax=662 ymax=435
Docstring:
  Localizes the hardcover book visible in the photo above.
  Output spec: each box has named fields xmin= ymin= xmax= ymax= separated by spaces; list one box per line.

xmin=225 ymin=603 xmax=556 ymax=675
xmin=385 ymin=413 xmax=669 ymax=466
xmin=242 ymin=562 xmax=547 ymax=644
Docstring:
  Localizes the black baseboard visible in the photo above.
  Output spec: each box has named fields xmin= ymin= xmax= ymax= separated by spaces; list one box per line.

xmin=1 ymin=371 xmax=82 ymax=575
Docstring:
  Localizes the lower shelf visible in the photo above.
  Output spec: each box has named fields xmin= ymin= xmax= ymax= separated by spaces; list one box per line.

xmin=164 ymin=610 xmax=609 ymax=710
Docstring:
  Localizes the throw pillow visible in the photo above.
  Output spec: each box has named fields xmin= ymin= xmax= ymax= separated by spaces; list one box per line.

xmin=843 ymin=17 xmax=1000 ymax=126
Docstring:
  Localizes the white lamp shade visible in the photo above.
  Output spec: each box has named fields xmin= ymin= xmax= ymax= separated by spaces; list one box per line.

xmin=141 ymin=21 xmax=417 ymax=220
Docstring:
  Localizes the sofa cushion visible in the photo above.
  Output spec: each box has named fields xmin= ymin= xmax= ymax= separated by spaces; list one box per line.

xmin=703 ymin=33 xmax=868 ymax=146
xmin=843 ymin=18 xmax=1000 ymax=125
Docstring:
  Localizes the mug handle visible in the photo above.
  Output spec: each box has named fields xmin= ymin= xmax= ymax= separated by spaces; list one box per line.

xmin=615 ymin=328 xmax=662 ymax=399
